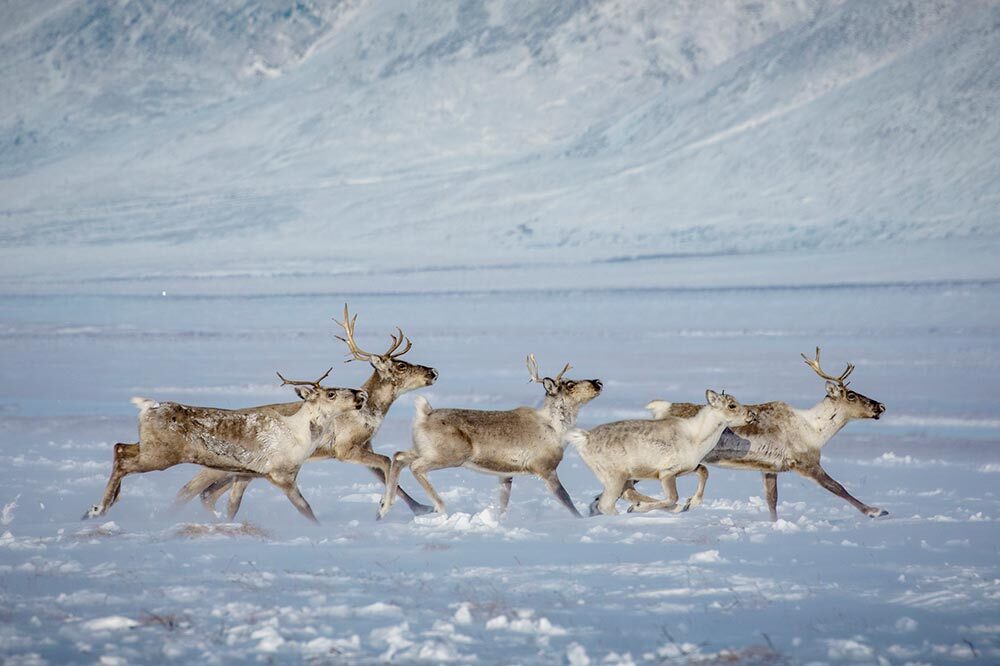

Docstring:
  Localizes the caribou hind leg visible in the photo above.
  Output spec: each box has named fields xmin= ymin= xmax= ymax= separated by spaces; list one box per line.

xmin=365 ymin=466 xmax=434 ymax=516
xmin=86 ymin=442 xmax=175 ymax=519
xmin=174 ymin=468 xmax=231 ymax=512
xmin=200 ymin=476 xmax=235 ymax=515
xmin=408 ymin=457 xmax=449 ymax=514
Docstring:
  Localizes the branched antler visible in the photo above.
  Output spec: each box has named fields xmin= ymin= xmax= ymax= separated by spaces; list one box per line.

xmin=801 ymin=347 xmax=855 ymax=386
xmin=385 ymin=327 xmax=412 ymax=358
xmin=276 ymin=367 xmax=333 ymax=388
xmin=334 ymin=304 xmax=374 ymax=361
xmin=334 ymin=304 xmax=412 ymax=361
xmin=553 ymin=362 xmax=572 ymax=381
xmin=526 ymin=353 xmax=572 ymax=383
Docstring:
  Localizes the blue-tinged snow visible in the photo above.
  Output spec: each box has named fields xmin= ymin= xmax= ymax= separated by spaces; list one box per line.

xmin=1 ymin=0 xmax=998 ymax=290
xmin=2 ymin=285 xmax=999 ymax=663
xmin=1 ymin=0 xmax=999 ymax=663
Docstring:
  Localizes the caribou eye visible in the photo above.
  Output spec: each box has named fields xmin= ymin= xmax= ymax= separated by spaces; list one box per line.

xmin=327 ymin=391 xmax=336 ymax=398
xmin=728 ymin=402 xmax=736 ymax=410
xmin=848 ymin=393 xmax=857 ymax=401
xmin=396 ymin=362 xmax=405 ymax=370
xmin=565 ymin=381 xmax=575 ymax=388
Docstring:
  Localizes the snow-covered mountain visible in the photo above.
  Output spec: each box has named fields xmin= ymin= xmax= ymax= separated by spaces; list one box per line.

xmin=1 ymin=0 xmax=997 ymax=292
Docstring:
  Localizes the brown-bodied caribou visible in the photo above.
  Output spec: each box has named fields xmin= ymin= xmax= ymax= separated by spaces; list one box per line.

xmin=86 ymin=368 xmax=367 ymax=523
xmin=174 ymin=305 xmax=439 ymax=520
xmin=633 ymin=348 xmax=887 ymax=520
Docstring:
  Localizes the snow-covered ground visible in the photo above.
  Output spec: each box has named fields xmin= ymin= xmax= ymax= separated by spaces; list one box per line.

xmin=1 ymin=284 xmax=998 ymax=664
xmin=2 ymin=0 xmax=999 ymax=663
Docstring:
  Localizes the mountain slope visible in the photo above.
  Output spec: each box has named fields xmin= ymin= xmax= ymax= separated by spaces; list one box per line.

xmin=0 ymin=0 xmax=997 ymax=291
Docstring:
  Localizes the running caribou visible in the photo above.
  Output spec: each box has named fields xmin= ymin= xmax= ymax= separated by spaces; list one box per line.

xmin=175 ymin=305 xmax=439 ymax=520
xmin=569 ymin=390 xmax=757 ymax=516
xmin=378 ymin=354 xmax=602 ymax=519
xmin=637 ymin=348 xmax=887 ymax=520
xmin=85 ymin=368 xmax=367 ymax=522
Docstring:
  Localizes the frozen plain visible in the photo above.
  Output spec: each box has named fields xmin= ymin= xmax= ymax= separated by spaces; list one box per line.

xmin=2 ymin=0 xmax=1000 ymax=663
xmin=1 ymin=273 xmax=999 ymax=664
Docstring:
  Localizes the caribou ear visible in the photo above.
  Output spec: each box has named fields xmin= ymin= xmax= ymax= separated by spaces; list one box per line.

xmin=542 ymin=378 xmax=558 ymax=395
xmin=295 ymin=386 xmax=319 ymax=401
xmin=705 ymin=389 xmax=722 ymax=407
xmin=825 ymin=381 xmax=842 ymax=398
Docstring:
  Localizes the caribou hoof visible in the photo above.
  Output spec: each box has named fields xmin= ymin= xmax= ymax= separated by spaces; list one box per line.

xmin=670 ymin=500 xmax=691 ymax=514
xmin=866 ymin=507 xmax=889 ymax=518
xmin=82 ymin=505 xmax=102 ymax=520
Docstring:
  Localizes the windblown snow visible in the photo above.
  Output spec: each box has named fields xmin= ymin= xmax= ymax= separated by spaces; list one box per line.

xmin=1 ymin=0 xmax=998 ymax=664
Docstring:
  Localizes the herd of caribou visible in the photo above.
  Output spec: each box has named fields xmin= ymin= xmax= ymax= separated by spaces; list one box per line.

xmin=84 ymin=305 xmax=888 ymax=524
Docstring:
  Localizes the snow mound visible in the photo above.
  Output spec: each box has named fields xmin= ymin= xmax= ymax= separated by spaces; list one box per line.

xmin=80 ymin=616 xmax=139 ymax=632
xmin=412 ymin=508 xmax=536 ymax=539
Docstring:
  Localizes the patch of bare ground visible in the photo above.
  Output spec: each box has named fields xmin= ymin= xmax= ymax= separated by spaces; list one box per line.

xmin=689 ymin=644 xmax=785 ymax=665
xmin=173 ymin=522 xmax=271 ymax=539
xmin=140 ymin=612 xmax=187 ymax=631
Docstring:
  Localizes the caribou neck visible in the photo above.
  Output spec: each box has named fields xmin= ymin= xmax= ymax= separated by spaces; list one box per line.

xmin=797 ymin=398 xmax=851 ymax=448
xmin=538 ymin=395 xmax=581 ymax=434
xmin=683 ymin=406 xmax=729 ymax=448
xmin=360 ymin=371 xmax=400 ymax=416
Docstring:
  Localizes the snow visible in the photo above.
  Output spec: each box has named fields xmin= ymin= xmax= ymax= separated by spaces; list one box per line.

xmin=80 ymin=616 xmax=140 ymax=632
xmin=1 ymin=0 xmax=999 ymax=663
xmin=1 ymin=1 xmax=999 ymax=295
xmin=2 ymin=280 xmax=997 ymax=663
xmin=1 ymin=495 xmax=18 ymax=525
xmin=687 ymin=549 xmax=725 ymax=564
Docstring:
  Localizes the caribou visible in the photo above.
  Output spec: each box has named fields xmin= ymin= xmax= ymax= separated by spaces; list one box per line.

xmin=85 ymin=369 xmax=367 ymax=522
xmin=635 ymin=348 xmax=887 ymax=520
xmin=175 ymin=305 xmax=439 ymax=520
xmin=569 ymin=390 xmax=757 ymax=516
xmin=378 ymin=354 xmax=602 ymax=519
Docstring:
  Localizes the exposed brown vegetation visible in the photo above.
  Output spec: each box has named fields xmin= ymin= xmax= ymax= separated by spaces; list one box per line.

xmin=173 ymin=522 xmax=271 ymax=540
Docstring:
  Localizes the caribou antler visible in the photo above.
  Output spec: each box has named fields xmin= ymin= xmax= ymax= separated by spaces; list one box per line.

xmin=334 ymin=304 xmax=375 ymax=361
xmin=385 ymin=326 xmax=412 ymax=358
xmin=276 ymin=367 xmax=333 ymax=388
xmin=526 ymin=353 xmax=572 ymax=383
xmin=334 ymin=304 xmax=412 ymax=361
xmin=526 ymin=353 xmax=542 ymax=383
xmin=801 ymin=347 xmax=854 ymax=386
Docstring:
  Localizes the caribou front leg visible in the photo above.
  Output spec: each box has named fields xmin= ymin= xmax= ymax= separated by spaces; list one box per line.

xmin=762 ymin=472 xmax=778 ymax=521
xmin=538 ymin=470 xmax=582 ymax=518
xmin=799 ymin=465 xmax=887 ymax=517
xmin=628 ymin=473 xmax=691 ymax=514
xmin=621 ymin=479 xmax=660 ymax=508
xmin=498 ymin=477 xmax=513 ymax=515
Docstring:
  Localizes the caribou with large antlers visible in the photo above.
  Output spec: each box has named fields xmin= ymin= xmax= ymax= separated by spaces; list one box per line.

xmin=378 ymin=354 xmax=602 ymax=519
xmin=86 ymin=368 xmax=367 ymax=522
xmin=637 ymin=348 xmax=886 ymax=520
xmin=175 ymin=305 xmax=439 ymax=520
